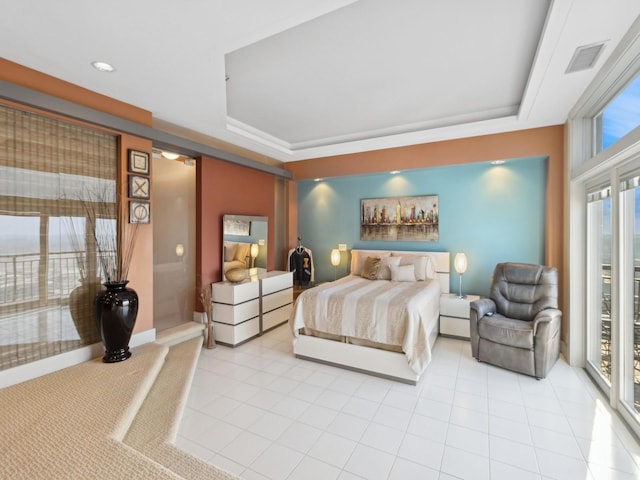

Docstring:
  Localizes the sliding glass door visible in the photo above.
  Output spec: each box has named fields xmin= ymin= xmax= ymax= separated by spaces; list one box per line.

xmin=620 ymin=175 xmax=640 ymax=416
xmin=586 ymin=185 xmax=613 ymax=390
xmin=586 ymin=169 xmax=640 ymax=430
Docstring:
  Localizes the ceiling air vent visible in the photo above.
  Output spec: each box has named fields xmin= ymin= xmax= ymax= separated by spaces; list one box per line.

xmin=566 ymin=42 xmax=606 ymax=74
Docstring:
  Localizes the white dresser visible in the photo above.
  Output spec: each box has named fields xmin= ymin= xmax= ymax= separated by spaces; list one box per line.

xmin=439 ymin=293 xmax=481 ymax=339
xmin=211 ymin=270 xmax=293 ymax=346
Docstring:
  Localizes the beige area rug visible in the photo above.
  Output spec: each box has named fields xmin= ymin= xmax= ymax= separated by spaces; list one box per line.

xmin=0 ymin=340 xmax=239 ymax=480
xmin=124 ymin=337 xmax=238 ymax=479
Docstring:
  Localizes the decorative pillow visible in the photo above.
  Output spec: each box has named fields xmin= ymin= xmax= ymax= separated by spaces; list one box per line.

xmin=361 ymin=256 xmax=381 ymax=280
xmin=390 ymin=264 xmax=416 ymax=282
xmin=395 ymin=254 xmax=428 ymax=281
xmin=224 ymin=244 xmax=236 ymax=262
xmin=234 ymin=243 xmax=250 ymax=262
xmin=376 ymin=256 xmax=402 ymax=280
xmin=425 ymin=255 xmax=436 ymax=279
xmin=351 ymin=251 xmax=391 ymax=275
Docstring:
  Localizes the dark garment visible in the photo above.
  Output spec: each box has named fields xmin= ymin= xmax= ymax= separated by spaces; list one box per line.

xmin=289 ymin=248 xmax=312 ymax=286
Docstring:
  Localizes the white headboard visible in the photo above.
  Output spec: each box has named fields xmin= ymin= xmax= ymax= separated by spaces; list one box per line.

xmin=350 ymin=249 xmax=450 ymax=294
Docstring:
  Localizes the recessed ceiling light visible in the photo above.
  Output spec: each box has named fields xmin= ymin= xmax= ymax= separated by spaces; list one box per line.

xmin=390 ymin=170 xmax=401 ymax=174
xmin=91 ymin=61 xmax=115 ymax=73
xmin=161 ymin=151 xmax=180 ymax=160
xmin=314 ymin=178 xmax=323 ymax=182
xmin=491 ymin=160 xmax=505 ymax=165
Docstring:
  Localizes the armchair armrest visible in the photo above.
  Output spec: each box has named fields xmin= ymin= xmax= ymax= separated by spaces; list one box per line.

xmin=532 ymin=308 xmax=562 ymax=337
xmin=470 ymin=298 xmax=496 ymax=319
xmin=532 ymin=308 xmax=562 ymax=379
xmin=469 ymin=298 xmax=496 ymax=358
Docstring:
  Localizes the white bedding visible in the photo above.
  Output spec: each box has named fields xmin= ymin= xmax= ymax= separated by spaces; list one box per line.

xmin=290 ymin=274 xmax=441 ymax=374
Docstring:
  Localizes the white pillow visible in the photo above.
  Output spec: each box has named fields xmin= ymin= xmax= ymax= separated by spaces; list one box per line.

xmin=376 ymin=256 xmax=402 ymax=280
xmin=424 ymin=255 xmax=436 ymax=280
xmin=395 ymin=255 xmax=428 ymax=281
xmin=390 ymin=264 xmax=416 ymax=282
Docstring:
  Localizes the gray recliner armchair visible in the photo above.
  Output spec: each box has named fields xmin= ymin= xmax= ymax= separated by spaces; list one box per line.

xmin=470 ymin=262 xmax=561 ymax=379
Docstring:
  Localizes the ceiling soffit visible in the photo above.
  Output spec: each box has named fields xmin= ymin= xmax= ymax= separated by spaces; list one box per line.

xmin=225 ymin=0 xmax=551 ymax=152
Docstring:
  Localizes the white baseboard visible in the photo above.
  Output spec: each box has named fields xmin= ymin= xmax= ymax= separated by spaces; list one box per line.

xmin=0 ymin=329 xmax=157 ymax=390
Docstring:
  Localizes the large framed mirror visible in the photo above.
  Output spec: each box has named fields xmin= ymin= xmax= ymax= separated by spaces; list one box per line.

xmin=222 ymin=214 xmax=268 ymax=280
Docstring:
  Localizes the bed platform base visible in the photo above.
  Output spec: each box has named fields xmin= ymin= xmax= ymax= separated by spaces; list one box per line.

xmin=293 ymin=322 xmax=439 ymax=385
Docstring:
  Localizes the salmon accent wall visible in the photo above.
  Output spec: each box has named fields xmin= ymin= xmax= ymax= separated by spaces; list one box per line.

xmin=119 ymin=136 xmax=154 ymax=334
xmin=196 ymin=156 xmax=277 ymax=306
xmin=0 ymin=59 xmax=152 ymax=127
xmin=285 ymin=125 xmax=566 ymax=337
xmin=286 ymin=127 xmax=564 ymax=179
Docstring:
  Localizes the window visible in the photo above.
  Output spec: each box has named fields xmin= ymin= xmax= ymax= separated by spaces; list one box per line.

xmin=595 ymin=73 xmax=640 ymax=153
xmin=0 ymin=104 xmax=117 ymax=370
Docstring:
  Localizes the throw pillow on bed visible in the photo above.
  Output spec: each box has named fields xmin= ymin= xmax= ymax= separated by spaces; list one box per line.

xmin=352 ymin=251 xmax=391 ymax=275
xmin=390 ymin=264 xmax=416 ymax=282
xmin=361 ymin=256 xmax=381 ymax=280
xmin=376 ymin=256 xmax=402 ymax=280
xmin=394 ymin=254 xmax=428 ymax=281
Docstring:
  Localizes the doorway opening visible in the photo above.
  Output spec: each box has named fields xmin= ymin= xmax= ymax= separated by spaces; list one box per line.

xmin=151 ymin=150 xmax=196 ymax=332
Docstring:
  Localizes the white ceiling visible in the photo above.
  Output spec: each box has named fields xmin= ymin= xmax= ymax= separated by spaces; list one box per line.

xmin=1 ymin=0 xmax=639 ymax=163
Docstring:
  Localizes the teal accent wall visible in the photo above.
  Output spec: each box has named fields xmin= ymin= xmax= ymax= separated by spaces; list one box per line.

xmin=296 ymin=156 xmax=548 ymax=296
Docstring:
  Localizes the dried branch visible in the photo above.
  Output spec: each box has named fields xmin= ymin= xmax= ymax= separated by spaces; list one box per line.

xmin=82 ymin=185 xmax=139 ymax=283
xmin=199 ymin=282 xmax=215 ymax=348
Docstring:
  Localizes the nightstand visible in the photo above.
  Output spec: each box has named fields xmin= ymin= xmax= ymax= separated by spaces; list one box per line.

xmin=439 ymin=293 xmax=481 ymax=339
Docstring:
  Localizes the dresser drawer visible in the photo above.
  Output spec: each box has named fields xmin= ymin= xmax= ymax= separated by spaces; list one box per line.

xmin=213 ymin=317 xmax=259 ymax=345
xmin=262 ymin=288 xmax=293 ymax=313
xmin=261 ymin=271 xmax=293 ymax=295
xmin=212 ymin=280 xmax=259 ymax=305
xmin=262 ymin=304 xmax=293 ymax=332
xmin=212 ymin=298 xmax=259 ymax=325
xmin=440 ymin=315 xmax=470 ymax=339
xmin=439 ymin=294 xmax=480 ymax=318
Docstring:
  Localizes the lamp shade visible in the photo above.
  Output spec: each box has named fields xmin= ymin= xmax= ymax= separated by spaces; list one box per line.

xmin=250 ymin=243 xmax=259 ymax=258
xmin=454 ymin=253 xmax=468 ymax=274
xmin=330 ymin=249 xmax=341 ymax=267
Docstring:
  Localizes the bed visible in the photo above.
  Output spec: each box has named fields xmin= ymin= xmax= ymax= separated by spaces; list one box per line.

xmin=290 ymin=249 xmax=450 ymax=384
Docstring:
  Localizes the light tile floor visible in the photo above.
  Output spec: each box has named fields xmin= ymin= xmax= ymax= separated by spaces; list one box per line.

xmin=177 ymin=325 xmax=640 ymax=480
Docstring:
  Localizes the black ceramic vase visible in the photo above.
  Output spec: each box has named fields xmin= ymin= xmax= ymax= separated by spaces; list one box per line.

xmin=94 ymin=280 xmax=139 ymax=363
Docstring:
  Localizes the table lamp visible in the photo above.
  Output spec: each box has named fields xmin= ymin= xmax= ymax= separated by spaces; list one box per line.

xmin=454 ymin=252 xmax=468 ymax=298
xmin=330 ymin=249 xmax=340 ymax=280
xmin=250 ymin=243 xmax=259 ymax=268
